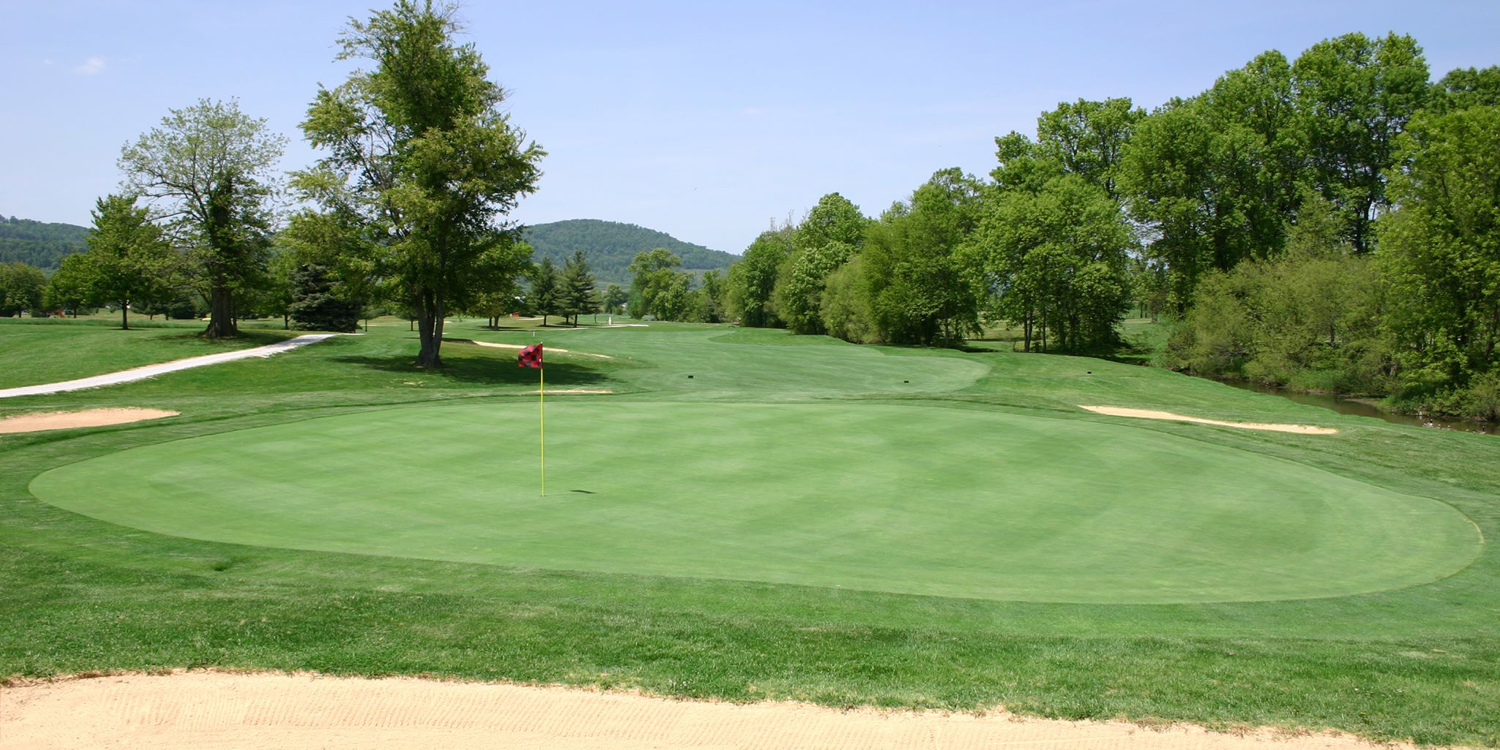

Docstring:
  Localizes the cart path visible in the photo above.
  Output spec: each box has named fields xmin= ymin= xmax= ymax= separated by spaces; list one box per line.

xmin=0 ymin=334 xmax=337 ymax=399
xmin=0 ymin=671 xmax=1462 ymax=750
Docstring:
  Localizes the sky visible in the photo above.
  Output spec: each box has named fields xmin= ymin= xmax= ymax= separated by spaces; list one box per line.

xmin=3 ymin=1 xmax=1498 ymax=255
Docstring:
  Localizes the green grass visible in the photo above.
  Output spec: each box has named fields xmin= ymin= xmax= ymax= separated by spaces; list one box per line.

xmin=31 ymin=401 xmax=1478 ymax=604
xmin=4 ymin=319 xmax=1500 ymax=746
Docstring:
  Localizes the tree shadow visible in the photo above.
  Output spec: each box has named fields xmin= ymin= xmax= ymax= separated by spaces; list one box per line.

xmin=333 ymin=354 xmax=613 ymax=387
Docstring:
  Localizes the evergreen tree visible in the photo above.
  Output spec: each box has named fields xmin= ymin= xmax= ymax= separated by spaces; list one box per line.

xmin=289 ymin=263 xmax=362 ymax=332
xmin=530 ymin=257 xmax=560 ymax=325
xmin=558 ymin=250 xmax=598 ymax=326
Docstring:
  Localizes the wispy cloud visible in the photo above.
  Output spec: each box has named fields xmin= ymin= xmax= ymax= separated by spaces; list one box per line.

xmin=74 ymin=56 xmax=106 ymax=75
xmin=742 ymin=107 xmax=763 ymax=116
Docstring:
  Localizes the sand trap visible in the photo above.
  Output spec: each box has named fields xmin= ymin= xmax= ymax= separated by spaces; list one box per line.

xmin=1080 ymin=406 xmax=1338 ymax=435
xmin=531 ymin=388 xmax=613 ymax=394
xmin=446 ymin=337 xmax=614 ymax=359
xmin=0 ymin=408 xmax=179 ymax=434
xmin=0 ymin=671 xmax=1449 ymax=750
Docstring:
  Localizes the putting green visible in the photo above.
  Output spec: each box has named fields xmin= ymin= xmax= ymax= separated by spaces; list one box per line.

xmin=30 ymin=401 xmax=1479 ymax=603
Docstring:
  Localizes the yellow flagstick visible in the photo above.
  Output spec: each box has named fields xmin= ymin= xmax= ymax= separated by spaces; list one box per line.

xmin=539 ymin=361 xmax=546 ymax=497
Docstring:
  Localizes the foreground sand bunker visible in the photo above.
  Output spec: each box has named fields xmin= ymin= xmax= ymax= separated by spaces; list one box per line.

xmin=0 ymin=671 xmax=1455 ymax=750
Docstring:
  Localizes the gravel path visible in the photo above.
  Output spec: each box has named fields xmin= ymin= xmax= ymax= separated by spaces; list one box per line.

xmin=0 ymin=334 xmax=336 ymax=399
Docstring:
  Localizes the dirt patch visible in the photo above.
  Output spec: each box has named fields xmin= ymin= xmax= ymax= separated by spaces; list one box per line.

xmin=447 ymin=337 xmax=614 ymax=359
xmin=0 ymin=408 xmax=179 ymax=435
xmin=0 ymin=670 xmax=1456 ymax=750
xmin=1080 ymin=406 xmax=1338 ymax=435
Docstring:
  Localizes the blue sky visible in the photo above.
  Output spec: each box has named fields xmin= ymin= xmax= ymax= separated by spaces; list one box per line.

xmin=3 ymin=1 xmax=1497 ymax=254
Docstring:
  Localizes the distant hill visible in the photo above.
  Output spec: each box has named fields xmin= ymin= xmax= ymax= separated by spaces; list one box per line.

xmin=0 ymin=215 xmax=89 ymax=270
xmin=524 ymin=219 xmax=737 ymax=285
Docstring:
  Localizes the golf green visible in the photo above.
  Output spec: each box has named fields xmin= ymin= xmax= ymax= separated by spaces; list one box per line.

xmin=30 ymin=401 xmax=1480 ymax=603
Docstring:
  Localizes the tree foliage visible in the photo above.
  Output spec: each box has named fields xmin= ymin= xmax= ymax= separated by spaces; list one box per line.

xmin=298 ymin=0 xmax=543 ymax=366
xmin=74 ymin=194 xmax=177 ymax=329
xmin=1380 ymin=105 xmax=1500 ymax=393
xmin=119 ymin=98 xmax=285 ymax=337
xmin=0 ymin=261 xmax=47 ymax=316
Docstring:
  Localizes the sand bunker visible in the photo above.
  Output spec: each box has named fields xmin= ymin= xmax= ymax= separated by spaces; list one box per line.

xmin=1080 ymin=406 xmax=1338 ymax=435
xmin=0 ymin=408 xmax=178 ymax=435
xmin=446 ymin=337 xmax=614 ymax=359
xmin=0 ymin=671 xmax=1446 ymax=750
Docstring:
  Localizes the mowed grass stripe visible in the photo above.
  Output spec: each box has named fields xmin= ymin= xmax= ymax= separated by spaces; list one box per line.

xmin=29 ymin=401 xmax=1479 ymax=604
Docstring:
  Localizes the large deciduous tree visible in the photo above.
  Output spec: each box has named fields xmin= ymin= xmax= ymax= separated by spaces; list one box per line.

xmin=299 ymin=0 xmax=544 ymax=366
xmin=1292 ymin=32 xmax=1430 ymax=254
xmin=1380 ymin=105 xmax=1500 ymax=389
xmin=119 ymin=99 xmax=285 ymax=338
xmin=862 ymin=168 xmax=985 ymax=346
xmin=725 ymin=225 xmax=794 ymax=327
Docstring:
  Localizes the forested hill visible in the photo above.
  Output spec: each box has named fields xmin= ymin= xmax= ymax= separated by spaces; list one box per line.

xmin=524 ymin=219 xmax=737 ymax=284
xmin=0 ymin=215 xmax=89 ymax=270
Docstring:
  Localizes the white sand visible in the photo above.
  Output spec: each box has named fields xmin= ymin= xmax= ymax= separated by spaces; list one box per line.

xmin=1080 ymin=406 xmax=1338 ymax=435
xmin=0 ymin=671 xmax=1449 ymax=750
xmin=0 ymin=408 xmax=179 ymax=434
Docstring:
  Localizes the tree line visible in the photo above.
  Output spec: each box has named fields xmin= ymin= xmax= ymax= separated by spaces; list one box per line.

xmin=713 ymin=32 xmax=1500 ymax=419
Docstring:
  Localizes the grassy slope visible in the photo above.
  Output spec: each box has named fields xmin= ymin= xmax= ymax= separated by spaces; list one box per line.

xmin=0 ymin=318 xmax=296 ymax=389
xmin=2 ymin=319 xmax=1499 ymax=746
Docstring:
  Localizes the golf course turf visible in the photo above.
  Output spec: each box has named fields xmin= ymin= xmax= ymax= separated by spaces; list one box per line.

xmin=4 ymin=318 xmax=1500 ymax=746
xmin=30 ymin=401 xmax=1479 ymax=604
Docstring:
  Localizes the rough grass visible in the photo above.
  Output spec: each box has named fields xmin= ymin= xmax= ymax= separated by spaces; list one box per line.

xmin=3 ymin=318 xmax=1500 ymax=746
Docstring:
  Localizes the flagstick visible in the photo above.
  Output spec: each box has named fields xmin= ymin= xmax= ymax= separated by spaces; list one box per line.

xmin=539 ymin=363 xmax=546 ymax=497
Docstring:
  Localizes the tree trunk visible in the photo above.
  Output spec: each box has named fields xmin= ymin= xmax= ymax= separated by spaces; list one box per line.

xmin=121 ymin=301 xmax=129 ymax=331
xmin=415 ymin=291 xmax=445 ymax=368
xmin=205 ymin=285 xmax=237 ymax=338
xmin=284 ymin=314 xmax=290 ymax=330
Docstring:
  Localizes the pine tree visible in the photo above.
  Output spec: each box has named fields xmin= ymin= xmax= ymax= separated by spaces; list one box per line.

xmin=559 ymin=251 xmax=598 ymax=326
xmin=530 ymin=257 xmax=560 ymax=326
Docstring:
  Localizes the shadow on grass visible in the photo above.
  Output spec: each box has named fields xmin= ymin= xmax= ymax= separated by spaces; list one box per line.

xmin=333 ymin=354 xmax=612 ymax=387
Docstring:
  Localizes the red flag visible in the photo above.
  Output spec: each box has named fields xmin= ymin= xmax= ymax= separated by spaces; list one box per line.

xmin=518 ymin=343 xmax=543 ymax=368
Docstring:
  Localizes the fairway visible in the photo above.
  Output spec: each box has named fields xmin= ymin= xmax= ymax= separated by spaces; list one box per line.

xmin=29 ymin=400 xmax=1479 ymax=604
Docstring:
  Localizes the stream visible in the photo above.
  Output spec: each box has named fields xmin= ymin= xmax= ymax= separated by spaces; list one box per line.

xmin=1217 ymin=380 xmax=1498 ymax=436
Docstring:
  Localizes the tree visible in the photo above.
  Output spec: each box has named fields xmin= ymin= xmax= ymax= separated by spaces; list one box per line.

xmin=601 ymin=283 xmax=628 ymax=315
xmin=1433 ymin=66 xmax=1500 ymax=112
xmin=820 ymin=256 xmax=878 ymax=343
xmin=558 ymin=251 xmax=598 ymax=326
xmin=299 ymin=0 xmax=544 ymax=366
xmin=725 ymin=225 xmax=794 ymax=327
xmin=862 ymin=169 xmax=985 ymax=345
xmin=967 ymin=174 xmax=1132 ymax=353
xmin=45 ymin=254 xmax=93 ymax=317
xmin=0 ymin=261 xmax=47 ymax=316
xmin=78 ymin=194 xmax=176 ymax=329
xmin=694 ymin=269 xmax=727 ymax=323
xmin=1293 ymin=32 xmax=1430 ymax=253
xmin=1119 ymin=51 xmax=1306 ymax=307
xmin=289 ymin=263 xmax=362 ymax=332
xmin=773 ymin=240 xmax=855 ymax=334
xmin=529 ymin=257 xmax=560 ymax=325
xmin=1380 ymin=105 xmax=1500 ymax=391
xmin=627 ymin=248 xmax=683 ymax=319
xmin=1034 ymin=97 xmax=1144 ymax=200
xmin=119 ymin=99 xmax=285 ymax=338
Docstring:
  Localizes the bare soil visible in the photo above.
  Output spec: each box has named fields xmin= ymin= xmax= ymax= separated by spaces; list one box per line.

xmin=0 ymin=671 xmax=1455 ymax=750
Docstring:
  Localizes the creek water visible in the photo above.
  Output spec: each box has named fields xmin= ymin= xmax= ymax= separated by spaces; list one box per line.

xmin=1217 ymin=379 xmax=1499 ymax=436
